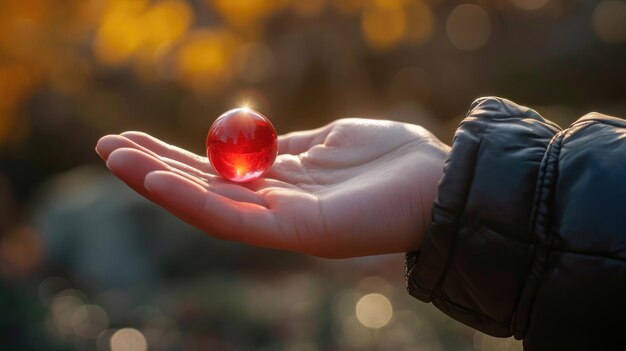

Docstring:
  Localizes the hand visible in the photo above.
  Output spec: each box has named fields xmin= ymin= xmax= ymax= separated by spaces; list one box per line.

xmin=95 ymin=118 xmax=450 ymax=258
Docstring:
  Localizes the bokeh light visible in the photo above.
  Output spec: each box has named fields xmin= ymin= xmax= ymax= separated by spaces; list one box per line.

xmin=176 ymin=29 xmax=240 ymax=93
xmin=1 ymin=1 xmax=624 ymax=350
xmin=355 ymin=293 xmax=393 ymax=328
xmin=211 ymin=0 xmax=287 ymax=31
xmin=361 ymin=1 xmax=407 ymax=51
xmin=50 ymin=291 xmax=86 ymax=335
xmin=446 ymin=4 xmax=492 ymax=51
xmin=72 ymin=304 xmax=109 ymax=339
xmin=110 ymin=328 xmax=148 ymax=351
xmin=92 ymin=0 xmax=149 ymax=66
xmin=592 ymin=0 xmax=626 ymax=45
xmin=93 ymin=0 xmax=193 ymax=67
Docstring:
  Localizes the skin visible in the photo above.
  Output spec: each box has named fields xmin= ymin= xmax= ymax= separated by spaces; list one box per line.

xmin=96 ymin=118 xmax=450 ymax=258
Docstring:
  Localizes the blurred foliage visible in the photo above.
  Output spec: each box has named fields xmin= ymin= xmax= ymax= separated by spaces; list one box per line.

xmin=0 ymin=0 xmax=625 ymax=350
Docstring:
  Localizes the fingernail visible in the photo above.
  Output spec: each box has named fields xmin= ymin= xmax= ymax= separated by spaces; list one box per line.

xmin=144 ymin=171 xmax=163 ymax=193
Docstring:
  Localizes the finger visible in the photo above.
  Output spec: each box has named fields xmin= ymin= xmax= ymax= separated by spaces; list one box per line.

xmin=96 ymin=134 xmax=154 ymax=161
xmin=97 ymin=135 xmax=211 ymax=180
xmin=278 ymin=125 xmax=331 ymax=155
xmin=144 ymin=170 xmax=288 ymax=250
xmin=106 ymin=148 xmax=211 ymax=197
xmin=161 ymin=156 xmax=213 ymax=185
xmin=106 ymin=147 xmax=264 ymax=205
xmin=120 ymin=131 xmax=214 ymax=173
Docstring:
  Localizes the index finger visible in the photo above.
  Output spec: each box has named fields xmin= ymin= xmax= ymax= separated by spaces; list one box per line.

xmin=120 ymin=131 xmax=215 ymax=174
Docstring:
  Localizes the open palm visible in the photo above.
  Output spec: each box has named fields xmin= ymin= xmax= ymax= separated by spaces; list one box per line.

xmin=96 ymin=118 xmax=449 ymax=258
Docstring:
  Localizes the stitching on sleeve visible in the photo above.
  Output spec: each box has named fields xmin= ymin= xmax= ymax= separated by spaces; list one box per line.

xmin=511 ymin=131 xmax=565 ymax=339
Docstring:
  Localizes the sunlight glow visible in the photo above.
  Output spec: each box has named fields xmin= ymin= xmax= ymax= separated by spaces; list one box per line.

xmin=355 ymin=293 xmax=393 ymax=328
xmin=110 ymin=328 xmax=147 ymax=351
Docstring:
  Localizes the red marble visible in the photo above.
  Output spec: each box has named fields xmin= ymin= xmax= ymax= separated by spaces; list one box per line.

xmin=206 ymin=108 xmax=278 ymax=182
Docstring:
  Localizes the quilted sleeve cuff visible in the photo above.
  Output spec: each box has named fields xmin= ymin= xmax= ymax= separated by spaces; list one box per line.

xmin=406 ymin=97 xmax=561 ymax=337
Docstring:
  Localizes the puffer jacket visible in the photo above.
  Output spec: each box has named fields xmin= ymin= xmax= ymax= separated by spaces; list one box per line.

xmin=406 ymin=97 xmax=626 ymax=350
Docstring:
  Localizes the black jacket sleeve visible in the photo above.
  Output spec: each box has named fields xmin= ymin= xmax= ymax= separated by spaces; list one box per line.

xmin=406 ymin=97 xmax=626 ymax=351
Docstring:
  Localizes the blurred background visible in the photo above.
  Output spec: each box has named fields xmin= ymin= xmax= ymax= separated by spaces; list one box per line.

xmin=0 ymin=0 xmax=624 ymax=350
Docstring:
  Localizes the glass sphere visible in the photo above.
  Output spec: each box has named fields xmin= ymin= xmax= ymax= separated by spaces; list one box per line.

xmin=206 ymin=108 xmax=278 ymax=182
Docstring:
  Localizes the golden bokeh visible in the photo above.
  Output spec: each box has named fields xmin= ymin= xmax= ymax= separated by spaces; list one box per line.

xmin=110 ymin=328 xmax=148 ymax=351
xmin=93 ymin=0 xmax=193 ymax=67
xmin=176 ymin=29 xmax=240 ymax=93
xmin=361 ymin=1 xmax=407 ymax=51
xmin=355 ymin=293 xmax=393 ymax=329
xmin=0 ymin=0 xmax=51 ymax=24
xmin=361 ymin=0 xmax=435 ymax=50
xmin=140 ymin=1 xmax=194 ymax=50
xmin=1 ymin=2 xmax=625 ymax=350
xmin=0 ymin=0 xmax=621 ymax=147
xmin=93 ymin=0 xmax=150 ymax=66
xmin=211 ymin=0 xmax=287 ymax=31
